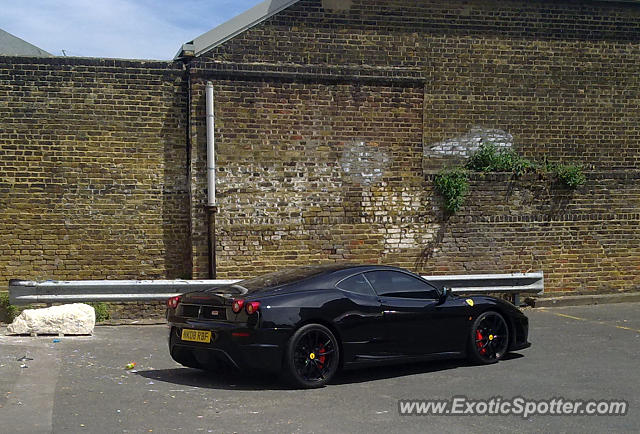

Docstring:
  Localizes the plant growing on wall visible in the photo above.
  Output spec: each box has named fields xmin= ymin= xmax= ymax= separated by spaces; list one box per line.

xmin=89 ymin=302 xmax=111 ymax=322
xmin=465 ymin=143 xmax=536 ymax=176
xmin=0 ymin=292 xmax=18 ymax=323
xmin=434 ymin=167 xmax=469 ymax=214
xmin=548 ymin=163 xmax=587 ymax=188
xmin=434 ymin=143 xmax=586 ymax=213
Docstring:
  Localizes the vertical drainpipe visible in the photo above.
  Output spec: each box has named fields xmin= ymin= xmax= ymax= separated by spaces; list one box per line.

xmin=205 ymin=81 xmax=217 ymax=279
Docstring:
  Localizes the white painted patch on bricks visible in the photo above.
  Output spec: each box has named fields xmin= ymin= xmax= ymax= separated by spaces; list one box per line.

xmin=426 ymin=127 xmax=513 ymax=158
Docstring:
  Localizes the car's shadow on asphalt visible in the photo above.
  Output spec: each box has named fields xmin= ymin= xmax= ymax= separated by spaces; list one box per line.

xmin=332 ymin=352 xmax=523 ymax=385
xmin=136 ymin=368 xmax=289 ymax=391
xmin=136 ymin=353 xmax=523 ymax=391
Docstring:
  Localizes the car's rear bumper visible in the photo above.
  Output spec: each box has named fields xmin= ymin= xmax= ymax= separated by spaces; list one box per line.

xmin=168 ymin=322 xmax=292 ymax=373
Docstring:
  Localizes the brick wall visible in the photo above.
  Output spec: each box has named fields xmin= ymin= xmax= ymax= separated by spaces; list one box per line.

xmin=417 ymin=172 xmax=640 ymax=294
xmin=188 ymin=75 xmax=640 ymax=293
xmin=0 ymin=56 xmax=190 ymax=286
xmin=202 ymin=0 xmax=640 ymax=170
xmin=186 ymin=0 xmax=640 ymax=293
xmin=187 ymin=79 xmax=426 ymax=278
xmin=2 ymin=0 xmax=639 ymax=298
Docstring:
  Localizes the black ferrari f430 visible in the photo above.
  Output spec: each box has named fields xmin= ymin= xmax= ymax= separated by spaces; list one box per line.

xmin=166 ymin=264 xmax=530 ymax=388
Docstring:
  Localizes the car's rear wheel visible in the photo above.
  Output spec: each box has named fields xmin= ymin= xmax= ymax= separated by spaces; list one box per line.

xmin=468 ymin=311 xmax=509 ymax=364
xmin=283 ymin=323 xmax=340 ymax=388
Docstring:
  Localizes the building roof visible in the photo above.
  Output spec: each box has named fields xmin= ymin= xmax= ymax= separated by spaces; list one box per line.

xmin=175 ymin=0 xmax=300 ymax=59
xmin=0 ymin=28 xmax=52 ymax=57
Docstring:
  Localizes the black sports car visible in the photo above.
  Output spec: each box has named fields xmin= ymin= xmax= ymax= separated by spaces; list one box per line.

xmin=166 ymin=264 xmax=530 ymax=388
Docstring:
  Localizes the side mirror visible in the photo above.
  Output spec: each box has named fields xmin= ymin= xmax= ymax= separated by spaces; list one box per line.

xmin=439 ymin=287 xmax=450 ymax=303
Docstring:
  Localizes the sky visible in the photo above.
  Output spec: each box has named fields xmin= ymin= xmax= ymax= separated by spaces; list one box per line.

xmin=0 ymin=0 xmax=265 ymax=60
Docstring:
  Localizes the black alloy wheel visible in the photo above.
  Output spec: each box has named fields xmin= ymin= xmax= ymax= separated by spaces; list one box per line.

xmin=284 ymin=323 xmax=340 ymax=388
xmin=468 ymin=311 xmax=510 ymax=364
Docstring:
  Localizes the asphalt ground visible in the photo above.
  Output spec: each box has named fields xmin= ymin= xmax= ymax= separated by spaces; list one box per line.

xmin=0 ymin=302 xmax=638 ymax=434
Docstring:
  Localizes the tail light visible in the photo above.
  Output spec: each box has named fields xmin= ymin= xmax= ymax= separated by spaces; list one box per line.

xmin=232 ymin=299 xmax=244 ymax=313
xmin=232 ymin=332 xmax=251 ymax=337
xmin=245 ymin=301 xmax=261 ymax=315
xmin=167 ymin=295 xmax=181 ymax=309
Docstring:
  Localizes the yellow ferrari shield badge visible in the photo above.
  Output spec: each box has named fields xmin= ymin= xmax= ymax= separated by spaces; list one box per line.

xmin=465 ymin=299 xmax=474 ymax=307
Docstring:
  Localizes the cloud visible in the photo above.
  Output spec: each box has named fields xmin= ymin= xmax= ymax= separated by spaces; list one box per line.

xmin=0 ymin=0 xmax=264 ymax=59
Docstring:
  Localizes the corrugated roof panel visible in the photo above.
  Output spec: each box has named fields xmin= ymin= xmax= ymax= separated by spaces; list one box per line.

xmin=175 ymin=0 xmax=300 ymax=59
xmin=0 ymin=29 xmax=52 ymax=57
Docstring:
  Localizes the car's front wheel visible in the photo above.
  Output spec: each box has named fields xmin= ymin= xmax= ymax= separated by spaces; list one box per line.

xmin=283 ymin=323 xmax=340 ymax=388
xmin=468 ymin=311 xmax=510 ymax=364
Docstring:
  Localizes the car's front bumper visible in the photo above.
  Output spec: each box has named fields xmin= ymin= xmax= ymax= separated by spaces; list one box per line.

xmin=509 ymin=313 xmax=531 ymax=351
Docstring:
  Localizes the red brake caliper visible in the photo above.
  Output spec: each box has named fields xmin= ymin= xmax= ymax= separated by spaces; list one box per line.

xmin=476 ymin=330 xmax=487 ymax=355
xmin=317 ymin=344 xmax=326 ymax=366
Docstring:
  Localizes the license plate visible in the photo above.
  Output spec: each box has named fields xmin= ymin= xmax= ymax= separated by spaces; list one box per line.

xmin=181 ymin=329 xmax=211 ymax=343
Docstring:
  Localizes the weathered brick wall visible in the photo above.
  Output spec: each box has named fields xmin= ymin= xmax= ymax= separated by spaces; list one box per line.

xmin=188 ymin=79 xmax=426 ymax=278
xmin=0 ymin=56 xmax=190 ymax=287
xmin=187 ymin=0 xmax=640 ymax=294
xmin=202 ymin=0 xmax=640 ymax=170
xmin=2 ymin=0 xmax=639 ymax=299
xmin=188 ymin=81 xmax=640 ymax=292
xmin=416 ymin=172 xmax=640 ymax=294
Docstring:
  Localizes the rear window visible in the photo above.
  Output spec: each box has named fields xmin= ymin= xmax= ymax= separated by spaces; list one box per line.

xmin=210 ymin=265 xmax=345 ymax=294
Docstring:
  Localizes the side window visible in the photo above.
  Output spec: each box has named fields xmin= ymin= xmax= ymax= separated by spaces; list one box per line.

xmin=336 ymin=273 xmax=375 ymax=296
xmin=364 ymin=271 xmax=439 ymax=299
